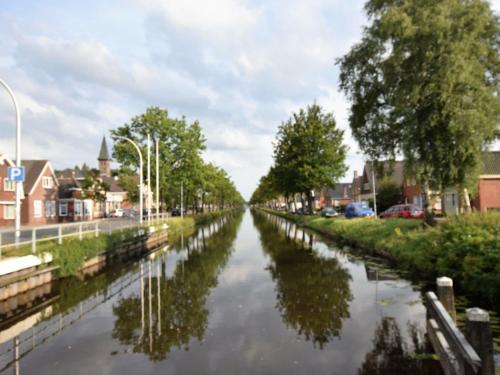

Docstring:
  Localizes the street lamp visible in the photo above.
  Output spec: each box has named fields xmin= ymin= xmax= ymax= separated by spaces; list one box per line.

xmin=0 ymin=78 xmax=22 ymax=239
xmin=115 ymin=136 xmax=143 ymax=224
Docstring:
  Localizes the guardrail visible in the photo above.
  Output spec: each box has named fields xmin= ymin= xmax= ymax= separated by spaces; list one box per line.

xmin=426 ymin=277 xmax=495 ymax=375
xmin=0 ymin=214 xmax=170 ymax=259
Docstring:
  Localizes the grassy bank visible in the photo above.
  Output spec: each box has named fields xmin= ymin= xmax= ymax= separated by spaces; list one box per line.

xmin=2 ymin=210 xmax=235 ymax=277
xmin=263 ymin=209 xmax=500 ymax=312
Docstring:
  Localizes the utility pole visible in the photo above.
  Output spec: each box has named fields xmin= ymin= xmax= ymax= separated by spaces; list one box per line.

xmin=155 ymin=139 xmax=159 ymax=220
xmin=181 ymin=181 xmax=184 ymax=219
xmin=371 ymin=160 xmax=378 ymax=217
xmin=0 ymin=78 xmax=21 ymax=239
xmin=147 ymin=133 xmax=151 ymax=224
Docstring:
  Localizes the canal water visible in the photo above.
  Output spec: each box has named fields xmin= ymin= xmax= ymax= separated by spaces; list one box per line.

xmin=0 ymin=209 xmax=442 ymax=374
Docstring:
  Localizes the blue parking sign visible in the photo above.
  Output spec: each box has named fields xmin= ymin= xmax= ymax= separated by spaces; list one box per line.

xmin=8 ymin=167 xmax=25 ymax=182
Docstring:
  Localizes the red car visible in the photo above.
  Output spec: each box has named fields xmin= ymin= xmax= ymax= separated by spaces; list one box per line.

xmin=379 ymin=204 xmax=424 ymax=219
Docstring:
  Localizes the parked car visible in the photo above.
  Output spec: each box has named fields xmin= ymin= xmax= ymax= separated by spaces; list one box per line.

xmin=171 ymin=208 xmax=182 ymax=217
xmin=320 ymin=207 xmax=339 ymax=218
xmin=110 ymin=208 xmax=124 ymax=218
xmin=345 ymin=202 xmax=375 ymax=219
xmin=379 ymin=204 xmax=424 ymax=219
xmin=122 ymin=209 xmax=137 ymax=219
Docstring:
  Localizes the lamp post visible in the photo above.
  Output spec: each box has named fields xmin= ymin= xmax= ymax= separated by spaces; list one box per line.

xmin=0 ymin=78 xmax=21 ymax=239
xmin=115 ymin=136 xmax=143 ymax=224
xmin=147 ymin=133 xmax=151 ymax=224
xmin=371 ymin=160 xmax=378 ymax=217
xmin=155 ymin=138 xmax=159 ymax=220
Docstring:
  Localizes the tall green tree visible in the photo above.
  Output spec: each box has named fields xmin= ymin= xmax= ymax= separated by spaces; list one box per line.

xmin=338 ymin=0 xmax=500 ymax=214
xmin=273 ymin=104 xmax=347 ymax=213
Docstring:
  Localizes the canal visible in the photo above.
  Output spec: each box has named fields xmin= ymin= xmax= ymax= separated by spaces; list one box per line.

xmin=0 ymin=209 xmax=442 ymax=374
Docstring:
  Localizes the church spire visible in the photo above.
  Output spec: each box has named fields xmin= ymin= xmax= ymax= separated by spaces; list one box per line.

xmin=98 ymin=136 xmax=111 ymax=177
xmin=98 ymin=136 xmax=110 ymax=161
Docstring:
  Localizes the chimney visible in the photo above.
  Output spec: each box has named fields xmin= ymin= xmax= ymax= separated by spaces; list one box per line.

xmin=354 ymin=170 xmax=358 ymax=179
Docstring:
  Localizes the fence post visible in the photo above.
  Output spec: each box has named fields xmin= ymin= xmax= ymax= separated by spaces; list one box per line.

xmin=437 ymin=276 xmax=456 ymax=322
xmin=32 ymin=229 xmax=36 ymax=254
xmin=465 ymin=308 xmax=494 ymax=375
xmin=79 ymin=223 xmax=83 ymax=241
xmin=0 ymin=232 xmax=2 ymax=259
xmin=58 ymin=225 xmax=62 ymax=245
xmin=95 ymin=222 xmax=99 ymax=237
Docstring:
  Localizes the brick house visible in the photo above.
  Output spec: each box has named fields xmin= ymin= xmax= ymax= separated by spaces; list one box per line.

xmin=316 ymin=183 xmax=353 ymax=209
xmin=352 ymin=160 xmax=440 ymax=211
xmin=443 ymin=151 xmax=500 ymax=214
xmin=0 ymin=154 xmax=17 ymax=227
xmin=21 ymin=160 xmax=59 ymax=226
xmin=473 ymin=151 xmax=500 ymax=212
xmin=57 ymin=168 xmax=95 ymax=222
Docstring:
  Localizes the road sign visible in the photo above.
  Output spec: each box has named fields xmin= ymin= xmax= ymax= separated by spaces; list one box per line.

xmin=8 ymin=166 xmax=25 ymax=182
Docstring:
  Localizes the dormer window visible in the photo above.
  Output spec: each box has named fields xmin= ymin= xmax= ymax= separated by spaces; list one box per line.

xmin=42 ymin=176 xmax=53 ymax=189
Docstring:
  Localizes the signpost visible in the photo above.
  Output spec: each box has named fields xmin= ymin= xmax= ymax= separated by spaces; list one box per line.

xmin=8 ymin=167 xmax=25 ymax=183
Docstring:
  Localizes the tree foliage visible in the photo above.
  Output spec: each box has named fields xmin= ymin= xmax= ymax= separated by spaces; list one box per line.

xmin=338 ymin=0 xmax=500 ymax=193
xmin=111 ymin=107 xmax=244 ymax=211
xmin=251 ymin=104 xmax=347 ymax=212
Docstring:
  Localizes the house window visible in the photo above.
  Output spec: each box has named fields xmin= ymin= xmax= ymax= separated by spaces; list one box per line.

xmin=42 ymin=176 xmax=53 ymax=189
xmin=45 ymin=200 xmax=56 ymax=217
xmin=59 ymin=202 xmax=68 ymax=216
xmin=75 ymin=201 xmax=82 ymax=216
xmin=84 ymin=201 xmax=93 ymax=216
xmin=3 ymin=178 xmax=15 ymax=191
xmin=34 ymin=200 xmax=42 ymax=218
xmin=3 ymin=205 xmax=15 ymax=219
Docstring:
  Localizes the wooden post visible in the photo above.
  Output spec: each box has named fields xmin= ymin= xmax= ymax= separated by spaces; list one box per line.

xmin=32 ymin=229 xmax=36 ymax=253
xmin=465 ymin=308 xmax=494 ymax=375
xmin=437 ymin=276 xmax=456 ymax=322
xmin=79 ymin=223 xmax=83 ymax=241
xmin=95 ymin=222 xmax=99 ymax=237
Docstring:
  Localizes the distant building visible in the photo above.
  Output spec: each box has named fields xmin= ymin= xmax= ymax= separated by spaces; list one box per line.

xmin=56 ymin=168 xmax=94 ymax=222
xmin=0 ymin=154 xmax=17 ymax=227
xmin=96 ymin=136 xmax=132 ymax=216
xmin=21 ymin=160 xmax=59 ymax=226
xmin=317 ymin=183 xmax=353 ymax=209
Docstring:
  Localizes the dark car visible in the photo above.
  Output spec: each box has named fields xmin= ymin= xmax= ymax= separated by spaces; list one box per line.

xmin=171 ymin=208 xmax=182 ymax=217
xmin=320 ymin=207 xmax=338 ymax=218
xmin=379 ymin=204 xmax=424 ymax=219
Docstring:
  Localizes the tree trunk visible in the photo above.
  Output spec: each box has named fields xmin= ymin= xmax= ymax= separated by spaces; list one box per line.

xmin=306 ymin=191 xmax=314 ymax=215
xmin=422 ymin=184 xmax=437 ymax=226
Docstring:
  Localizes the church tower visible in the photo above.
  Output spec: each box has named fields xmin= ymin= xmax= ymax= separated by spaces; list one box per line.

xmin=98 ymin=136 xmax=111 ymax=177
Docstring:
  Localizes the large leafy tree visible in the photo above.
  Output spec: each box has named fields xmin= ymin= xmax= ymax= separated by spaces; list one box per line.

xmin=273 ymin=104 xmax=347 ymax=213
xmin=111 ymin=107 xmax=243 ymax=212
xmin=338 ymin=0 xmax=500 ymax=210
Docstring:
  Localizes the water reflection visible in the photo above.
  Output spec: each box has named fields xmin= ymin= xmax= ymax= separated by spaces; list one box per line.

xmin=359 ymin=317 xmax=441 ymax=375
xmin=112 ymin=212 xmax=243 ymax=360
xmin=252 ymin=210 xmax=352 ymax=348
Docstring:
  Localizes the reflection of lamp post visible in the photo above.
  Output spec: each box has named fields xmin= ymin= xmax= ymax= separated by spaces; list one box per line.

xmin=115 ymin=136 xmax=143 ymax=224
xmin=0 ymin=78 xmax=21 ymax=239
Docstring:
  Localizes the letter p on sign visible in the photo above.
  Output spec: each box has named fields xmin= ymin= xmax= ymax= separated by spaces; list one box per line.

xmin=8 ymin=167 xmax=25 ymax=182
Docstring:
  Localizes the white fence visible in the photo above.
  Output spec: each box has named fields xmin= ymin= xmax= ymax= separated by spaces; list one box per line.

xmin=0 ymin=214 xmax=170 ymax=259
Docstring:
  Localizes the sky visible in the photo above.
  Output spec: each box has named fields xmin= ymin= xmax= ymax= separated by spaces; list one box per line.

xmin=1 ymin=0 xmax=499 ymax=199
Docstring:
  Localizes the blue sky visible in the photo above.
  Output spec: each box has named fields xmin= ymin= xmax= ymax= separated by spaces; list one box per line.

xmin=1 ymin=0 xmax=499 ymax=199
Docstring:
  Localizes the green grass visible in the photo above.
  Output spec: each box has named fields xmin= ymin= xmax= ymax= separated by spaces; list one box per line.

xmin=265 ymin=209 xmax=500 ymax=312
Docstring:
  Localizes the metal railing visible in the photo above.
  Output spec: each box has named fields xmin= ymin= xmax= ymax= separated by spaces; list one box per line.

xmin=0 ymin=214 xmax=170 ymax=259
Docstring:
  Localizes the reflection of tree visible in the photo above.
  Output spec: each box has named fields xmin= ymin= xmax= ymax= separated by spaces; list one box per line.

xmin=253 ymin=211 xmax=352 ymax=348
xmin=358 ymin=317 xmax=442 ymax=375
xmin=112 ymin=212 xmax=243 ymax=361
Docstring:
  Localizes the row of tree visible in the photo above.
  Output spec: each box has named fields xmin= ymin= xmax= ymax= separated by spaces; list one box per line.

xmin=253 ymin=0 xmax=500 ymax=218
xmin=250 ymin=104 xmax=347 ymax=213
xmin=111 ymin=107 xmax=244 ymax=212
xmin=337 ymin=0 xmax=500 ymax=212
